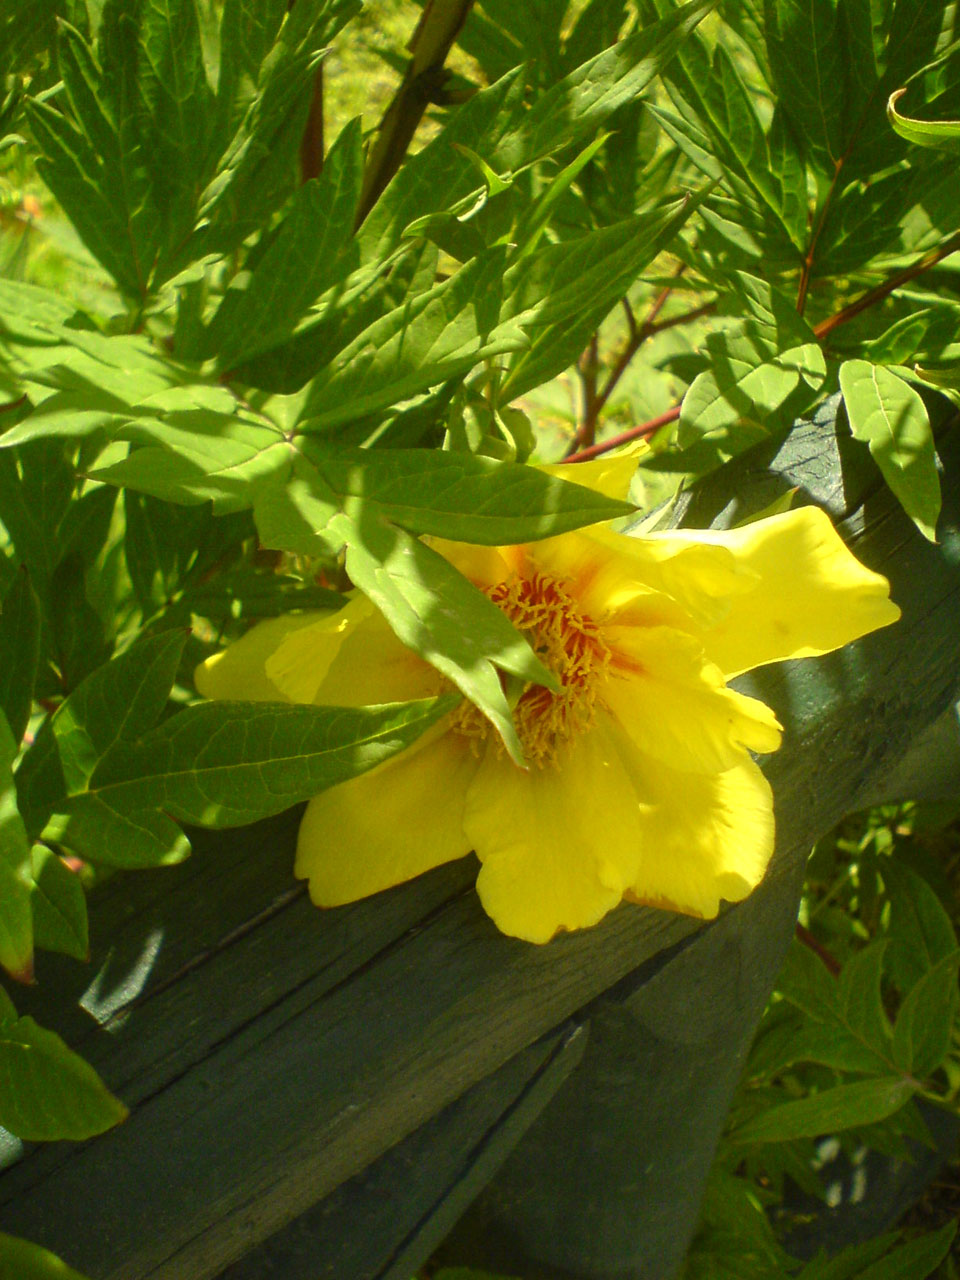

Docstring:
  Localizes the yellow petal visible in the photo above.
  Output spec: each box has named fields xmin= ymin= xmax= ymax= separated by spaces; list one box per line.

xmin=266 ymin=595 xmax=441 ymax=706
xmin=425 ymin=538 xmax=516 ymax=589
xmin=463 ymin=720 xmax=645 ymax=942
xmin=618 ymin=737 xmax=776 ymax=919
xmin=194 ymin=613 xmax=325 ymax=702
xmin=538 ymin=451 xmax=641 ymax=501
xmin=645 ymin=507 xmax=901 ymax=676
xmin=534 ymin=523 xmax=753 ymax=627
xmin=602 ymin=626 xmax=782 ymax=773
xmin=295 ymin=727 xmax=478 ymax=905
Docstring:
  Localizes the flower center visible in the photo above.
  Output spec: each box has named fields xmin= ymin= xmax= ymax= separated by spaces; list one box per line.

xmin=452 ymin=571 xmax=610 ymax=767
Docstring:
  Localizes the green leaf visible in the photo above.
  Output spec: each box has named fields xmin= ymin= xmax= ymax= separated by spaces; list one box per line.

xmin=276 ymin=442 xmax=635 ymax=544
xmin=50 ymin=629 xmax=188 ymax=795
xmin=851 ymin=1219 xmax=958 ymax=1280
xmin=0 ymin=1233 xmax=92 ymax=1280
xmin=0 ymin=1012 xmax=127 ymax=1140
xmin=0 ymin=710 xmax=33 ymax=982
xmin=81 ymin=694 xmax=460 ymax=831
xmin=891 ymin=950 xmax=960 ymax=1078
xmin=730 ymin=1077 xmax=917 ymax=1145
xmin=211 ymin=117 xmax=364 ymax=368
xmin=332 ymin=511 xmax=554 ymax=765
xmin=763 ymin=0 xmax=846 ymax=169
xmin=297 ymin=248 xmax=526 ymax=432
xmin=30 ymin=844 xmax=88 ymax=962
xmin=839 ymin=360 xmax=941 ymax=542
xmin=0 ymin=439 xmax=75 ymax=581
xmin=499 ymin=195 xmax=705 ymax=401
xmin=0 ymin=567 xmax=40 ymax=746
xmin=888 ymin=88 xmax=960 ymax=153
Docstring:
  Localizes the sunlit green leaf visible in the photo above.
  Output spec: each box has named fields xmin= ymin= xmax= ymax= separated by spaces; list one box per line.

xmin=888 ymin=88 xmax=960 ymax=153
xmin=839 ymin=360 xmax=941 ymax=542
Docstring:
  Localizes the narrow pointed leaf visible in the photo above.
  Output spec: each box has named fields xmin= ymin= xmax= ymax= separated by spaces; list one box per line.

xmin=731 ymin=1077 xmax=917 ymax=1144
xmin=0 ymin=712 xmax=33 ymax=983
xmin=891 ymin=951 xmax=960 ymax=1078
xmin=0 ymin=568 xmax=40 ymax=746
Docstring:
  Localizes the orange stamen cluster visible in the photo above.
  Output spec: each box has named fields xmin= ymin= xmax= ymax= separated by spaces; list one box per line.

xmin=453 ymin=570 xmax=611 ymax=766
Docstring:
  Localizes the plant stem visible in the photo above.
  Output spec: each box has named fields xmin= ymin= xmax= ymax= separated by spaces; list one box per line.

xmin=355 ymin=0 xmax=475 ymax=227
xmin=814 ymin=229 xmax=960 ymax=339
xmin=795 ymin=923 xmax=841 ymax=977
xmin=565 ymin=405 xmax=681 ymax=462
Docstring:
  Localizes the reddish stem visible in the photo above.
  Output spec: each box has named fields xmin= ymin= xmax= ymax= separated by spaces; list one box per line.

xmin=565 ymin=405 xmax=681 ymax=463
xmin=795 ymin=923 xmax=841 ymax=977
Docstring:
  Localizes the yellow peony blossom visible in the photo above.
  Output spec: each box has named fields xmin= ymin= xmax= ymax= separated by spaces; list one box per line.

xmin=195 ymin=462 xmax=900 ymax=943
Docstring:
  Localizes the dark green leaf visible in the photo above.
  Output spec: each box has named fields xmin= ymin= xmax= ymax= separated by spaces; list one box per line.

xmin=0 ymin=568 xmax=40 ymax=745
xmin=763 ymin=0 xmax=846 ymax=169
xmin=0 ymin=711 xmax=33 ymax=982
xmin=730 ymin=1077 xmax=917 ymax=1144
xmin=0 ymin=1012 xmax=127 ymax=1139
xmin=852 ymin=1219 xmax=958 ymax=1280
xmin=839 ymin=360 xmax=941 ymax=542
xmin=29 ymin=844 xmax=88 ymax=962
xmin=891 ymin=950 xmax=960 ymax=1078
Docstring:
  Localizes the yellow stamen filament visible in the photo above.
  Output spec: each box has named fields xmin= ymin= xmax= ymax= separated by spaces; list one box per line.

xmin=452 ymin=571 xmax=610 ymax=766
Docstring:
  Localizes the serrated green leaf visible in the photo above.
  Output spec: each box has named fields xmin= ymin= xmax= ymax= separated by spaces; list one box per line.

xmin=888 ymin=88 xmax=960 ymax=152
xmin=891 ymin=950 xmax=960 ymax=1078
xmin=839 ymin=360 xmax=941 ymax=541
xmin=211 ymin=117 xmax=364 ymax=368
xmin=83 ymin=694 xmax=460 ymax=829
xmin=0 ymin=711 xmax=33 ymax=983
xmin=730 ymin=1077 xmax=917 ymax=1145
xmin=0 ymin=568 xmax=40 ymax=746
xmin=0 ymin=1232 xmax=92 ymax=1280
xmin=331 ymin=511 xmax=554 ymax=765
xmin=0 ymin=439 xmax=75 ymax=581
xmin=30 ymin=844 xmax=88 ymax=962
xmin=0 ymin=1012 xmax=127 ymax=1140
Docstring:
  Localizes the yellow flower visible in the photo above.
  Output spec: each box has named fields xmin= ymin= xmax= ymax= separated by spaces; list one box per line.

xmin=195 ymin=463 xmax=899 ymax=943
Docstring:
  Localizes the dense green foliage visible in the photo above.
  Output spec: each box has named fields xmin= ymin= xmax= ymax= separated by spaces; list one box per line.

xmin=1 ymin=0 xmax=959 ymax=1274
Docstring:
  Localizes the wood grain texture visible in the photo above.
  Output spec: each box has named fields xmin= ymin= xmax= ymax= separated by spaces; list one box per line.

xmin=1 ymin=402 xmax=958 ymax=1280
